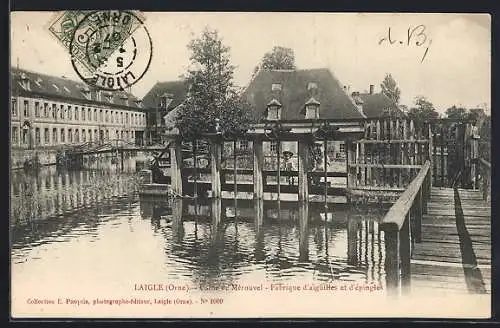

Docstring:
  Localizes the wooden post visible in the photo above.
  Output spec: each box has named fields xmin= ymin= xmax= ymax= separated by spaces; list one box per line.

xmin=415 ymin=188 xmax=423 ymax=243
xmin=298 ymin=139 xmax=310 ymax=203
xmin=428 ymin=124 xmax=433 ymax=188
xmin=193 ymin=140 xmax=198 ymax=198
xmin=384 ymin=227 xmax=400 ymax=297
xmin=233 ymin=140 xmax=238 ymax=206
xmin=253 ymin=138 xmax=264 ymax=200
xmin=323 ymin=138 xmax=328 ymax=208
xmin=170 ymin=138 xmax=183 ymax=196
xmin=400 ymin=217 xmax=411 ymax=295
xmin=346 ymin=139 xmax=356 ymax=202
xmin=277 ymin=140 xmax=281 ymax=200
xmin=298 ymin=202 xmax=309 ymax=262
xmin=210 ymin=138 xmax=222 ymax=199
xmin=347 ymin=216 xmax=358 ymax=266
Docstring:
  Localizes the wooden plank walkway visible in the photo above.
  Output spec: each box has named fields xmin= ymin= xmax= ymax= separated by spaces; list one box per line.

xmin=411 ymin=187 xmax=491 ymax=295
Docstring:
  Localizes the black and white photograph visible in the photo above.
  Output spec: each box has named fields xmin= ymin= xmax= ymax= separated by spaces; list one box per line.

xmin=10 ymin=11 xmax=491 ymax=318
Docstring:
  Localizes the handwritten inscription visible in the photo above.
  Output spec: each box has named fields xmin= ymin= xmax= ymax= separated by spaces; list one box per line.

xmin=379 ymin=25 xmax=432 ymax=63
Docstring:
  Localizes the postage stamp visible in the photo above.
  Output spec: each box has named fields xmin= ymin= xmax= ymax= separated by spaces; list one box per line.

xmin=48 ymin=10 xmax=152 ymax=91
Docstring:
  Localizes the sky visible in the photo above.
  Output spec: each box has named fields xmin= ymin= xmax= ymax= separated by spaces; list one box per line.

xmin=10 ymin=12 xmax=491 ymax=114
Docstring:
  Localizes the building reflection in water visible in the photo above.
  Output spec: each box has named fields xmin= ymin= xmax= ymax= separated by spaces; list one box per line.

xmin=140 ymin=198 xmax=387 ymax=288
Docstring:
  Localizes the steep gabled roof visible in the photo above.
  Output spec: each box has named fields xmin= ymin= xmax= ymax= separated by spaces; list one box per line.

xmin=10 ymin=67 xmax=143 ymax=110
xmin=241 ymin=68 xmax=366 ymax=120
xmin=358 ymin=92 xmax=404 ymax=118
xmin=141 ymin=80 xmax=187 ymax=112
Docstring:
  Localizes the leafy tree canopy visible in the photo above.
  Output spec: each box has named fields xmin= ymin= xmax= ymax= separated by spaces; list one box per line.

xmin=175 ymin=28 xmax=255 ymax=140
xmin=380 ymin=73 xmax=401 ymax=104
xmin=408 ymin=96 xmax=439 ymax=125
xmin=253 ymin=46 xmax=296 ymax=75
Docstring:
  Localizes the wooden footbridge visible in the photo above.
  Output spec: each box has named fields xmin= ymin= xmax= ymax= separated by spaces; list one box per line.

xmin=139 ymin=116 xmax=490 ymax=297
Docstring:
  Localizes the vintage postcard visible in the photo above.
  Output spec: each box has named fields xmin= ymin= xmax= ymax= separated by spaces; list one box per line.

xmin=10 ymin=11 xmax=491 ymax=319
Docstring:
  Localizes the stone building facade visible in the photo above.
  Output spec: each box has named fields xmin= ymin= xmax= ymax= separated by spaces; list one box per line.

xmin=11 ymin=68 xmax=148 ymax=150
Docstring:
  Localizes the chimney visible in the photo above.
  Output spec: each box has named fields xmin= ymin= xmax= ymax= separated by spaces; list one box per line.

xmin=369 ymin=84 xmax=374 ymax=95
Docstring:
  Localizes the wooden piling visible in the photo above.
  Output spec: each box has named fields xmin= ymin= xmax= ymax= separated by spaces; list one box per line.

xmin=298 ymin=139 xmax=310 ymax=203
xmin=253 ymin=138 xmax=264 ymax=200
xmin=400 ymin=217 xmax=411 ymax=295
xmin=210 ymin=138 xmax=222 ymax=199
xmin=170 ymin=138 xmax=183 ymax=196
xmin=384 ymin=228 xmax=400 ymax=297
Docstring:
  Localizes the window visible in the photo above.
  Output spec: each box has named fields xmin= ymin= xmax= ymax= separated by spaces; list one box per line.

xmin=116 ymin=130 xmax=119 ymax=139
xmin=105 ymin=130 xmax=109 ymax=140
xmin=105 ymin=110 xmax=109 ymax=123
xmin=12 ymin=127 xmax=18 ymax=145
xmin=23 ymin=100 xmax=29 ymax=117
xmin=44 ymin=103 xmax=49 ymax=117
xmin=75 ymin=129 xmax=79 ymax=143
xmin=60 ymin=105 xmax=65 ymax=119
xmin=110 ymin=111 xmax=114 ymax=123
xmin=35 ymin=128 xmax=40 ymax=145
xmin=81 ymin=107 xmax=85 ymax=121
xmin=272 ymin=83 xmax=282 ymax=91
xmin=93 ymin=109 xmax=97 ymax=121
xmin=44 ymin=128 xmax=49 ymax=144
xmin=35 ymin=102 xmax=40 ymax=117
xmin=305 ymin=98 xmax=320 ymax=120
xmin=339 ymin=143 xmax=345 ymax=153
xmin=76 ymin=107 xmax=80 ymax=120
xmin=99 ymin=110 xmax=103 ymax=122
xmin=270 ymin=140 xmax=278 ymax=153
xmin=94 ymin=130 xmax=98 ymax=141
xmin=120 ymin=112 xmax=123 ymax=123
xmin=87 ymin=108 xmax=91 ymax=121
xmin=60 ymin=129 xmax=65 ymax=142
xmin=68 ymin=128 xmax=73 ymax=142
xmin=82 ymin=130 xmax=86 ymax=142
xmin=125 ymin=131 xmax=129 ymax=140
xmin=68 ymin=106 xmax=72 ymax=120
xmin=120 ymin=131 xmax=123 ymax=139
xmin=11 ymin=98 xmax=17 ymax=117
xmin=22 ymin=129 xmax=29 ymax=145
xmin=88 ymin=130 xmax=92 ymax=142
xmin=52 ymin=128 xmax=57 ymax=144
xmin=125 ymin=113 xmax=129 ymax=124
xmin=239 ymin=140 xmax=249 ymax=150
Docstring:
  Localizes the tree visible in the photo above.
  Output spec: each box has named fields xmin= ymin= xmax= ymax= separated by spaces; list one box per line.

xmin=254 ymin=46 xmax=296 ymax=74
xmin=380 ymin=74 xmax=401 ymax=104
xmin=175 ymin=28 xmax=254 ymax=140
xmin=408 ymin=96 xmax=439 ymax=125
xmin=445 ymin=106 xmax=468 ymax=120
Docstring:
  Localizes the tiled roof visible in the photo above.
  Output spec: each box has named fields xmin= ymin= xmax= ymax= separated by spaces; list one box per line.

xmin=141 ymin=80 xmax=187 ymax=113
xmin=358 ymin=92 xmax=405 ymax=118
xmin=241 ymin=68 xmax=366 ymax=121
xmin=11 ymin=67 xmax=143 ymax=110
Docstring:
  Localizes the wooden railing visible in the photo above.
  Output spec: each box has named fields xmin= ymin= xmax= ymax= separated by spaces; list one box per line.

xmin=379 ymin=160 xmax=432 ymax=297
xmin=478 ymin=158 xmax=491 ymax=202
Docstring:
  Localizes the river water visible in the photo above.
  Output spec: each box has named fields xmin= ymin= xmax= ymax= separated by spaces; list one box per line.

xmin=11 ymin=159 xmax=390 ymax=317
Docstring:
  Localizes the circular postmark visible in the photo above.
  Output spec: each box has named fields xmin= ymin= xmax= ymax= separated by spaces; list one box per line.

xmin=69 ymin=10 xmax=152 ymax=91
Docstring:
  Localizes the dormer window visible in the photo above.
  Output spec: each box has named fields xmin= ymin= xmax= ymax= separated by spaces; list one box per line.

xmin=120 ymin=94 xmax=128 ymax=106
xmin=52 ymin=84 xmax=60 ymax=92
xmin=271 ymin=83 xmax=282 ymax=91
xmin=266 ymin=98 xmax=282 ymax=121
xmin=305 ymin=97 xmax=320 ymax=119
xmin=20 ymin=73 xmax=30 ymax=90
xmin=134 ymin=99 xmax=142 ymax=107
xmin=35 ymin=77 xmax=43 ymax=87
xmin=81 ymin=86 xmax=91 ymax=99
xmin=105 ymin=92 xmax=114 ymax=102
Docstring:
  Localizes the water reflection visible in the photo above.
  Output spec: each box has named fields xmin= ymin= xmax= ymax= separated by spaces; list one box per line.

xmin=12 ymin=164 xmax=387 ymax=296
